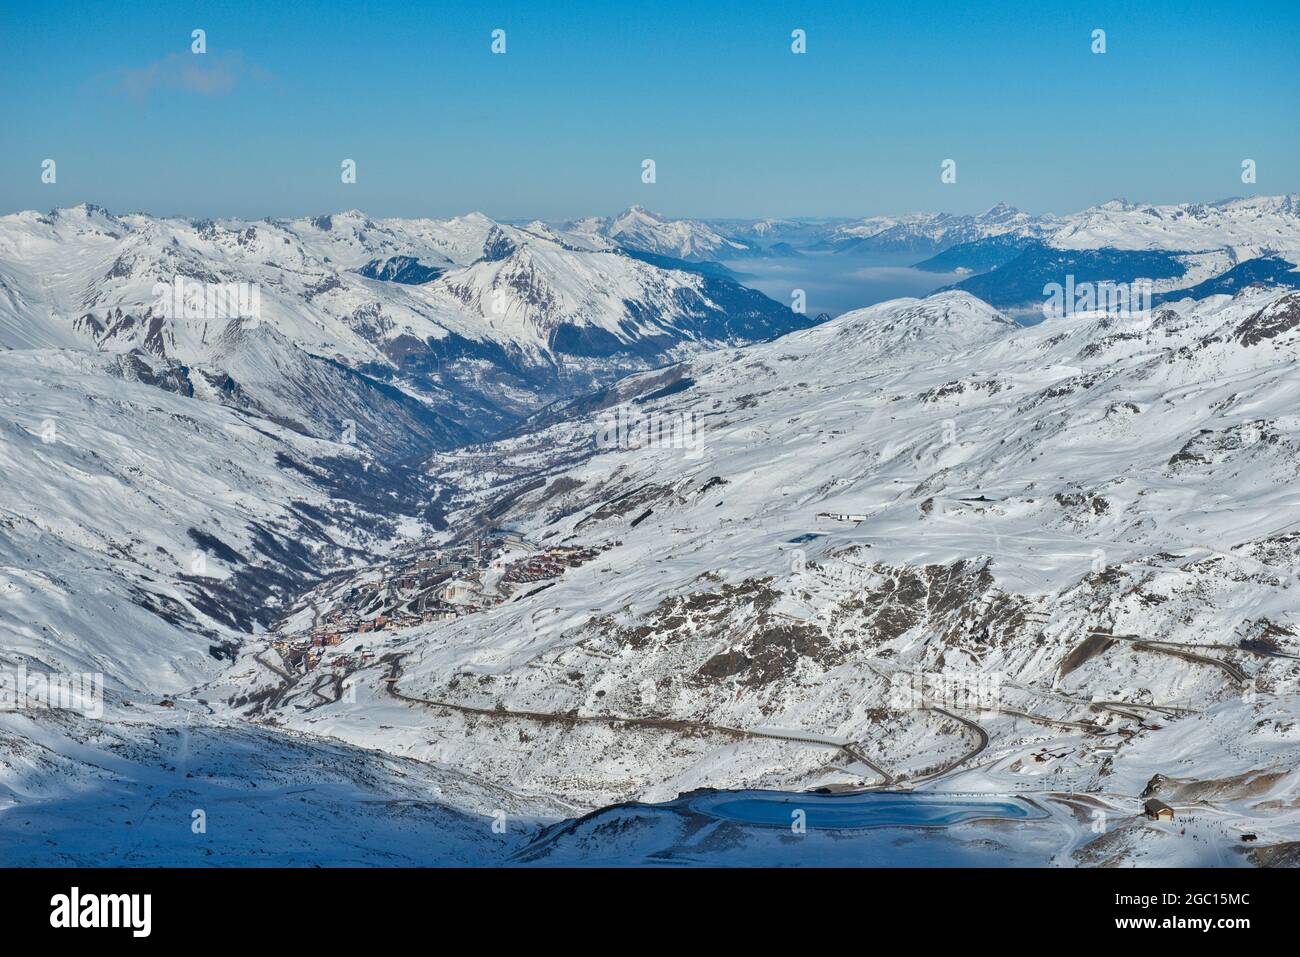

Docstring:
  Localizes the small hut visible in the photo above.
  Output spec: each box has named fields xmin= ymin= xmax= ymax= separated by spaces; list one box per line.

xmin=1143 ymin=798 xmax=1175 ymax=821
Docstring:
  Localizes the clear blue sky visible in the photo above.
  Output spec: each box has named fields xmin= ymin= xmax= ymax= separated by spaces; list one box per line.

xmin=3 ymin=0 xmax=1297 ymax=220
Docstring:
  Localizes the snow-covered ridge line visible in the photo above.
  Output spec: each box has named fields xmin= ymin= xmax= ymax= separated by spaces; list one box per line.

xmin=0 ymin=203 xmax=814 ymax=457
xmin=631 ymin=194 xmax=1300 ymax=262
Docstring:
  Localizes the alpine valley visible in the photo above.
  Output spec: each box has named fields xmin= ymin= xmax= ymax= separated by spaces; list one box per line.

xmin=3 ymin=197 xmax=1300 ymax=867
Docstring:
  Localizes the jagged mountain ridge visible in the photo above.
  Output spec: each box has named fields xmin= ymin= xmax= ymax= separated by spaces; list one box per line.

xmin=0 ymin=204 xmax=814 ymax=457
xmin=561 ymin=205 xmax=762 ymax=262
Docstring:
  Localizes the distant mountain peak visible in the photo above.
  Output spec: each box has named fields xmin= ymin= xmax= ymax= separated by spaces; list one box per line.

xmin=981 ymin=202 xmax=1019 ymax=216
xmin=613 ymin=205 xmax=666 ymax=225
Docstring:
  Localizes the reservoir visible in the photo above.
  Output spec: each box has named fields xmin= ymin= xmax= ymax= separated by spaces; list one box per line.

xmin=686 ymin=789 xmax=1043 ymax=830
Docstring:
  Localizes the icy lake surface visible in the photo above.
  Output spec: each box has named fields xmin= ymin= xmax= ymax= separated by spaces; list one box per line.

xmin=687 ymin=790 xmax=1042 ymax=829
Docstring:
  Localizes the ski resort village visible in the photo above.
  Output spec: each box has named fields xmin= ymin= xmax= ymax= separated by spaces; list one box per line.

xmin=264 ymin=531 xmax=616 ymax=681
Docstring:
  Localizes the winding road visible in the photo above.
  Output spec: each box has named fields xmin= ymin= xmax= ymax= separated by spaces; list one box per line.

xmin=1086 ymin=632 xmax=1249 ymax=686
xmin=907 ymin=704 xmax=990 ymax=784
xmin=382 ymin=657 xmax=897 ymax=787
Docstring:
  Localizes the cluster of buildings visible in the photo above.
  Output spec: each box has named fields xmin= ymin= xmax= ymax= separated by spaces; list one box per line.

xmin=499 ymin=544 xmax=609 ymax=590
xmin=270 ymin=632 xmax=375 ymax=675
xmin=272 ymin=532 xmax=616 ymax=675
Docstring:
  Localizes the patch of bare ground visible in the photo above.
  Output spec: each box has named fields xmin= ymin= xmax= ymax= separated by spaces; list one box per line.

xmin=1246 ymin=841 xmax=1300 ymax=867
xmin=837 ymin=559 xmax=1036 ymax=650
xmin=575 ymin=481 xmax=675 ymax=528
xmin=1058 ymin=632 xmax=1116 ymax=677
xmin=697 ymin=620 xmax=838 ymax=688
xmin=609 ymin=577 xmax=780 ymax=652
xmin=1141 ymin=769 xmax=1287 ymax=803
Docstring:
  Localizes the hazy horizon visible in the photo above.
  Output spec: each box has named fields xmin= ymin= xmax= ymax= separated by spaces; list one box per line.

xmin=7 ymin=192 xmax=1299 ymax=224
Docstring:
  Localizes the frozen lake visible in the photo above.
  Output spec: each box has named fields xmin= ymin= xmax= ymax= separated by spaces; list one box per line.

xmin=510 ymin=788 xmax=1063 ymax=866
xmin=688 ymin=790 xmax=1042 ymax=830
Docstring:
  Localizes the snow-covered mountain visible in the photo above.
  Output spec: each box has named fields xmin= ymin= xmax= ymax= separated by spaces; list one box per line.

xmin=726 ymin=196 xmax=1300 ymax=265
xmin=545 ymin=197 xmax=1300 ymax=321
xmin=819 ymin=204 xmax=1059 ymax=258
xmin=683 ymin=196 xmax=1300 ymax=317
xmin=705 ymin=217 xmax=851 ymax=249
xmin=1049 ymin=194 xmax=1300 ymax=254
xmin=0 ymin=205 xmax=813 ymax=456
xmin=562 ymin=205 xmax=762 ymax=261
xmin=928 ymin=196 xmax=1300 ymax=310
xmin=162 ymin=285 xmax=1300 ymax=865
xmin=8 ymin=201 xmax=1300 ymax=866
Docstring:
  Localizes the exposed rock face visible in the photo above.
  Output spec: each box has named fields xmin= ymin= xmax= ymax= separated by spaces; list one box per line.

xmin=1234 ymin=292 xmax=1300 ymax=346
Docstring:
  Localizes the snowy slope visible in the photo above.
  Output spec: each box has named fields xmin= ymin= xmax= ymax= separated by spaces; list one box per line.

xmin=230 ymin=288 xmax=1300 ymax=867
xmin=0 ymin=205 xmax=811 ymax=453
xmin=0 ymin=348 xmax=438 ymax=694
xmin=0 ymin=705 xmax=570 ymax=865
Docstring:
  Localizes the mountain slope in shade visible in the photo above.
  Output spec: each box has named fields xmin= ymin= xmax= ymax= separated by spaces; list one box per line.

xmin=1152 ymin=255 xmax=1300 ymax=305
xmin=913 ymin=234 xmax=1046 ymax=274
xmin=944 ymin=246 xmax=1190 ymax=309
xmin=0 ymin=348 xmax=439 ymax=693
xmin=0 ymin=708 xmax=570 ymax=865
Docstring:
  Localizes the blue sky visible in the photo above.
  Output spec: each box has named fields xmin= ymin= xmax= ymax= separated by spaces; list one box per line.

xmin=3 ymin=0 xmax=1297 ymax=220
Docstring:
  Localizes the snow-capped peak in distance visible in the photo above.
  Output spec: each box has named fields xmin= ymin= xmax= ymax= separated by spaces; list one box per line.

xmin=916 ymin=195 xmax=1300 ymax=311
xmin=560 ymin=205 xmax=761 ymax=262
xmin=1049 ymin=193 xmax=1300 ymax=253
xmin=680 ymin=195 xmax=1300 ymax=276
xmin=815 ymin=205 xmax=1062 ymax=258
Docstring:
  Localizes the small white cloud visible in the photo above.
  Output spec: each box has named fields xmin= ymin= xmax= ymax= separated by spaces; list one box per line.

xmin=110 ymin=52 xmax=272 ymax=99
